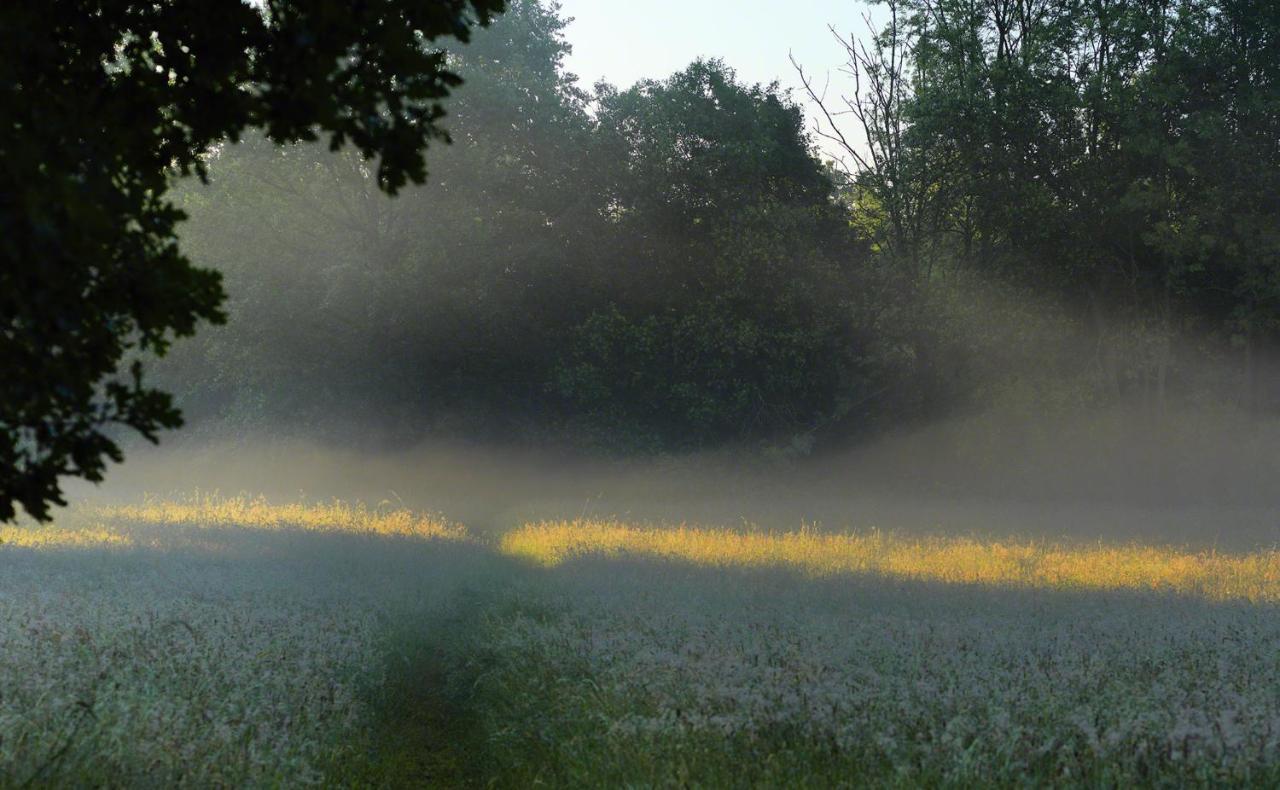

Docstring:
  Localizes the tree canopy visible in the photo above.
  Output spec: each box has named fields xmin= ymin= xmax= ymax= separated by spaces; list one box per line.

xmin=800 ymin=0 xmax=1280 ymax=417
xmin=0 ymin=0 xmax=503 ymax=521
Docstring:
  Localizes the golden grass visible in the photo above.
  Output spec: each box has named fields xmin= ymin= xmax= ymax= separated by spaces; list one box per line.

xmin=95 ymin=494 xmax=466 ymax=540
xmin=502 ymin=519 xmax=1280 ymax=602
xmin=2 ymin=496 xmax=465 ymax=551
xmin=14 ymin=496 xmax=1280 ymax=604
xmin=0 ymin=524 xmax=134 ymax=549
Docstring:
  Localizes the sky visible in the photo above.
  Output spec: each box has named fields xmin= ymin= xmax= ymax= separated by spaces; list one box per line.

xmin=554 ymin=0 xmax=885 ymax=163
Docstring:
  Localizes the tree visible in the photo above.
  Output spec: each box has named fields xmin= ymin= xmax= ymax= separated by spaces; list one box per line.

xmin=553 ymin=61 xmax=887 ymax=449
xmin=808 ymin=0 xmax=1280 ymax=420
xmin=157 ymin=52 xmax=901 ymax=453
xmin=157 ymin=0 xmax=600 ymax=442
xmin=0 ymin=0 xmax=504 ymax=521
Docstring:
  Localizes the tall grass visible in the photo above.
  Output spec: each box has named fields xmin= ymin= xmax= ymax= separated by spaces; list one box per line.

xmin=504 ymin=518 xmax=1280 ymax=601
xmin=0 ymin=497 xmax=485 ymax=786
xmin=10 ymin=497 xmax=1280 ymax=785
xmin=98 ymin=492 xmax=464 ymax=540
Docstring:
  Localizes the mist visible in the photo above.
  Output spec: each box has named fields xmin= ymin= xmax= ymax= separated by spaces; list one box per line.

xmin=82 ymin=395 xmax=1280 ymax=551
xmin=99 ymin=0 xmax=1276 ymax=557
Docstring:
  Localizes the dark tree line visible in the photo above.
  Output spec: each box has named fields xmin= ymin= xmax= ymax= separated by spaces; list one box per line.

xmin=162 ymin=1 xmax=918 ymax=452
xmin=801 ymin=0 xmax=1280 ymax=418
xmin=162 ymin=0 xmax=1280 ymax=458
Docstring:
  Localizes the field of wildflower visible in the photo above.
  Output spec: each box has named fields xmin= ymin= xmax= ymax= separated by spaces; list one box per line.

xmin=6 ymin=495 xmax=1280 ymax=785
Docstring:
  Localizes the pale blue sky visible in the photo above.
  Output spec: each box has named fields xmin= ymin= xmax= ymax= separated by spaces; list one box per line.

xmin=554 ymin=1 xmax=882 ymax=161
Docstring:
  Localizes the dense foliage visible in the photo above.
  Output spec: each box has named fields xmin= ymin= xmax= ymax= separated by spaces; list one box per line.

xmin=164 ymin=1 xmax=910 ymax=451
xmin=803 ymin=0 xmax=1280 ymax=417
xmin=165 ymin=0 xmax=1280 ymax=450
xmin=108 ymin=0 xmax=1280 ymax=459
xmin=0 ymin=0 xmax=503 ymax=520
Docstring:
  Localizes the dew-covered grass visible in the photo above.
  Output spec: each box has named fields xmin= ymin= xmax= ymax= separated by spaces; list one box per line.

xmin=0 ymin=499 xmax=490 ymax=786
xmin=467 ymin=556 xmax=1280 ymax=787
xmin=7 ymin=498 xmax=1280 ymax=786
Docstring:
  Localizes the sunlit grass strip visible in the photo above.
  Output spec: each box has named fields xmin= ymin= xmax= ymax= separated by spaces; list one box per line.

xmin=0 ymin=524 xmax=134 ymax=549
xmin=93 ymin=494 xmax=466 ymax=541
xmin=502 ymin=520 xmax=1280 ymax=602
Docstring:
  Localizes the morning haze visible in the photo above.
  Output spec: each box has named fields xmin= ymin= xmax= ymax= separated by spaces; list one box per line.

xmin=4 ymin=0 xmax=1280 ymax=784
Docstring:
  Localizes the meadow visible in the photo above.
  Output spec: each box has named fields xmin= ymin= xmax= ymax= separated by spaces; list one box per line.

xmin=6 ymin=496 xmax=1280 ymax=786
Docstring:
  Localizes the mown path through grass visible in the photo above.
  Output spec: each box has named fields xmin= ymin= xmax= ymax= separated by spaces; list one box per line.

xmin=330 ymin=615 xmax=489 ymax=786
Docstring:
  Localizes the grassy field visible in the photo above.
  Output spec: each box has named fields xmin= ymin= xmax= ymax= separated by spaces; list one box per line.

xmin=5 ymin=496 xmax=1280 ymax=786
